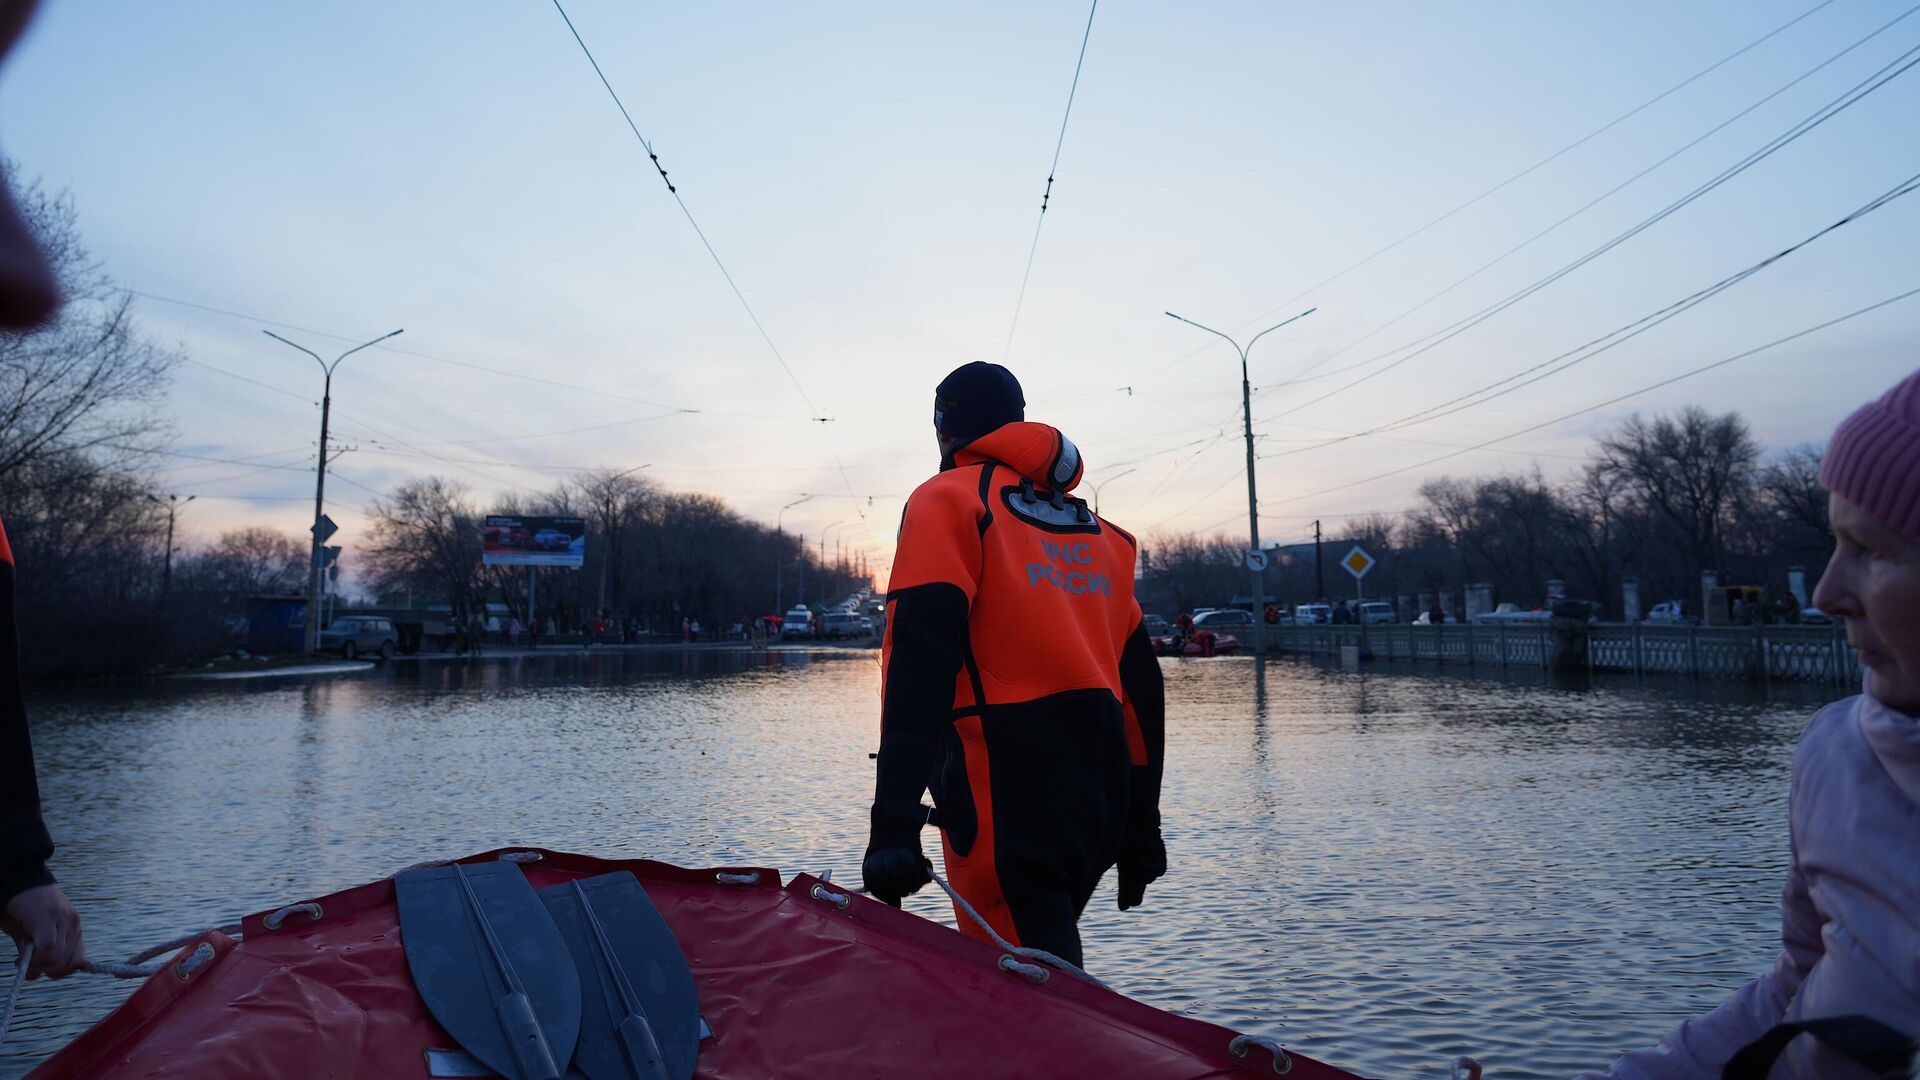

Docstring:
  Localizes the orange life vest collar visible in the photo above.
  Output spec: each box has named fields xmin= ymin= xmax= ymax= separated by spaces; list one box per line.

xmin=952 ymin=423 xmax=1085 ymax=494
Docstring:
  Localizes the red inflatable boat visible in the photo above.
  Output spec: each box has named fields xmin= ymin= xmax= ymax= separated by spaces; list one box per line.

xmin=30 ymin=848 xmax=1364 ymax=1079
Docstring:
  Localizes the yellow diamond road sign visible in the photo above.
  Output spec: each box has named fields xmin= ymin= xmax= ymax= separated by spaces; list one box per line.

xmin=1342 ymin=545 xmax=1375 ymax=579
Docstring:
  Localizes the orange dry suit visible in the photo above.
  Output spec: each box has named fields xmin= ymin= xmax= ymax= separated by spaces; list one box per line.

xmin=868 ymin=422 xmax=1166 ymax=966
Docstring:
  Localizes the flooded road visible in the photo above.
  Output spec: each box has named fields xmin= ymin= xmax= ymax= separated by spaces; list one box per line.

xmin=3 ymin=649 xmax=1836 ymax=1078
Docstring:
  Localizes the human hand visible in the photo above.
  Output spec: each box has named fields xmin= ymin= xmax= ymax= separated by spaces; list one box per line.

xmin=861 ymin=846 xmax=932 ymax=908
xmin=1117 ymin=833 xmax=1166 ymax=911
xmin=3 ymin=883 xmax=87 ymax=979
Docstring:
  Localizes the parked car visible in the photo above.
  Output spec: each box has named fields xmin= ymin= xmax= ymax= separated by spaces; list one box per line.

xmin=1292 ymin=603 xmax=1332 ymax=625
xmin=1551 ymin=599 xmax=1599 ymax=623
xmin=317 ymin=616 xmax=398 ymax=660
xmin=1472 ymin=602 xmax=1549 ymax=625
xmin=1356 ymin=601 xmax=1395 ymax=625
xmin=820 ymin=612 xmax=862 ymax=639
xmin=1149 ymin=629 xmax=1241 ymax=657
xmin=1192 ymin=609 xmax=1254 ymax=630
xmin=1411 ymin=610 xmax=1456 ymax=625
xmin=781 ymin=607 xmax=814 ymax=639
xmin=1644 ymin=600 xmax=1689 ymax=625
xmin=1142 ymin=614 xmax=1171 ymax=638
xmin=1799 ymin=607 xmax=1834 ymax=625
xmin=533 ymin=528 xmax=574 ymax=551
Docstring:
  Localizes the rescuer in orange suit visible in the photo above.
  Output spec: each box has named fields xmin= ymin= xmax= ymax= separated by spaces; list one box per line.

xmin=862 ymin=362 xmax=1166 ymax=967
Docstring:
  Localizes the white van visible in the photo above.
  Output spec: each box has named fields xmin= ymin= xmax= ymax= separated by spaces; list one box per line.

xmin=1357 ymin=601 xmax=1396 ymax=625
xmin=781 ymin=607 xmax=813 ymax=638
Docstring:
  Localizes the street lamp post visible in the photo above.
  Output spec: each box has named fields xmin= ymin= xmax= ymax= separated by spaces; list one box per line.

xmin=774 ymin=495 xmax=812 ymax=613
xmin=1164 ymin=307 xmax=1316 ymax=655
xmin=265 ymin=327 xmax=403 ymax=653
xmin=1086 ymin=467 xmax=1136 ymax=517
xmin=146 ymin=493 xmax=195 ymax=598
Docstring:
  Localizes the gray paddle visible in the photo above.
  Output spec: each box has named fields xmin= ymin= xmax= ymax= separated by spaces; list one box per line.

xmin=397 ymin=861 xmax=582 ymax=1080
xmin=539 ymin=872 xmax=700 ymax=1080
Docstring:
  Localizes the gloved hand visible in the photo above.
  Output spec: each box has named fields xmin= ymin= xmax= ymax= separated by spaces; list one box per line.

xmin=1116 ymin=832 xmax=1166 ymax=911
xmin=862 ymin=809 xmax=932 ymax=907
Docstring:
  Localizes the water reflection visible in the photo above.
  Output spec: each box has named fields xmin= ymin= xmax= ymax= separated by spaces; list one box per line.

xmin=4 ymin=648 xmax=1833 ymax=1079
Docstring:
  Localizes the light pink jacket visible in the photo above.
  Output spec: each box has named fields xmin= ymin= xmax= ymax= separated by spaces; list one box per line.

xmin=1585 ymin=691 xmax=1920 ymax=1079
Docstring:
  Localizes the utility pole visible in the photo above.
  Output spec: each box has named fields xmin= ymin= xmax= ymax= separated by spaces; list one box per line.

xmin=146 ymin=493 xmax=195 ymax=598
xmin=1314 ymin=519 xmax=1324 ymax=600
xmin=265 ymin=327 xmax=403 ymax=654
xmin=775 ymin=495 xmax=811 ymax=613
xmin=1165 ymin=307 xmax=1317 ymax=655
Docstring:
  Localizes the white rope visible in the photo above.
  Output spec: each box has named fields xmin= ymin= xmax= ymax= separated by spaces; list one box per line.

xmin=927 ymin=870 xmax=1111 ymax=991
xmin=714 ymin=871 xmax=761 ymax=885
xmin=1228 ymin=1033 xmax=1294 ymax=1074
xmin=0 ymin=942 xmax=29 ymax=1049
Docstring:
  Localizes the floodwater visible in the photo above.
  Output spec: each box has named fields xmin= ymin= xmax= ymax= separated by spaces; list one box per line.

xmin=3 ymin=649 xmax=1840 ymax=1078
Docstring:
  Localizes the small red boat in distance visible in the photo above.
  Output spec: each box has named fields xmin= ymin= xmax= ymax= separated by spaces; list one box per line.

xmin=31 ymin=848 xmax=1362 ymax=1079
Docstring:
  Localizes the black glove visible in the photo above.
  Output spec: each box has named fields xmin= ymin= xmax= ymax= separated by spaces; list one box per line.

xmin=862 ymin=808 xmax=932 ymax=907
xmin=1117 ymin=832 xmax=1166 ymax=911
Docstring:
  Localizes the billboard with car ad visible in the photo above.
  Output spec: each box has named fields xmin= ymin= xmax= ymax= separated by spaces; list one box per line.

xmin=481 ymin=515 xmax=586 ymax=568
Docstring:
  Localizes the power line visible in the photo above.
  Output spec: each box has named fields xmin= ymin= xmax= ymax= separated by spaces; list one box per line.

xmin=1121 ymin=0 xmax=1845 ymax=388
xmin=1255 ymin=3 xmax=1920 ymax=404
xmin=1225 ymin=0 xmax=1847 ymax=338
xmin=1260 ymin=36 xmax=1920 ymax=423
xmin=1266 ymin=284 xmax=1920 ymax=507
xmin=548 ymin=0 xmax=875 ymax=542
xmin=137 ymin=289 xmax=814 ymax=422
xmin=1261 ymin=167 xmax=1920 ymax=459
xmin=549 ymin=0 xmax=826 ymax=421
xmin=1259 ymin=423 xmax=1590 ymax=463
xmin=1004 ymin=0 xmax=1100 ymax=360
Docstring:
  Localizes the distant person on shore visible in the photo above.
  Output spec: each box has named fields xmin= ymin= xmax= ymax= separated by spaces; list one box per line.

xmin=1331 ymin=600 xmax=1353 ymax=625
xmin=863 ymin=362 xmax=1166 ymax=968
xmin=0 ymin=0 xmax=89 ymax=982
xmin=1582 ymin=367 xmax=1920 ymax=1079
xmin=1428 ymin=601 xmax=1447 ymax=625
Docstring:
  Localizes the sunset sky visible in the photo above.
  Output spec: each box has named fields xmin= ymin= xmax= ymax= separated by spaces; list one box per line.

xmin=4 ymin=0 xmax=1916 ymax=582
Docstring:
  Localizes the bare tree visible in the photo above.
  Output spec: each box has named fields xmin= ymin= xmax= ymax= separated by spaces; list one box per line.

xmin=0 ymin=163 xmax=176 ymax=481
xmin=570 ymin=467 xmax=658 ymax=616
xmin=188 ymin=526 xmax=308 ymax=596
xmin=363 ymin=477 xmax=484 ymax=617
xmin=1593 ymin=408 xmax=1759 ymax=598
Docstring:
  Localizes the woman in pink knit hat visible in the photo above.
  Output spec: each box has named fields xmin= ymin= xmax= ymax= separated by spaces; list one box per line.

xmin=1584 ymin=367 xmax=1920 ymax=1080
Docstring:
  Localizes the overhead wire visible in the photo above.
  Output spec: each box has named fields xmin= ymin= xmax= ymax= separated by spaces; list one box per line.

xmin=1258 ymin=34 xmax=1920 ymax=423
xmin=1265 ymin=285 xmax=1920 ymax=508
xmin=549 ymin=0 xmax=880 ymax=569
xmin=1222 ymin=0 xmax=1846 ymax=339
xmin=1253 ymin=3 xmax=1920 ymax=407
xmin=1260 ymin=167 xmax=1920 ymax=460
xmin=1120 ymin=0 xmax=1845 ymax=389
xmin=1003 ymin=0 xmax=1100 ymax=361
xmin=137 ymin=289 xmax=812 ymax=422
xmin=549 ymin=0 xmax=825 ymax=421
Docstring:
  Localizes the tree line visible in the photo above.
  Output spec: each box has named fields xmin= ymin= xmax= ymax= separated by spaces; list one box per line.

xmin=359 ymin=471 xmax=864 ymax=638
xmin=0 ymin=167 xmax=858 ymax=676
xmin=1140 ymin=407 xmax=1833 ymax=621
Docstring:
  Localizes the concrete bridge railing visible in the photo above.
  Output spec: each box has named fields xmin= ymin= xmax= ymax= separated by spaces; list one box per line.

xmin=1264 ymin=622 xmax=1860 ymax=685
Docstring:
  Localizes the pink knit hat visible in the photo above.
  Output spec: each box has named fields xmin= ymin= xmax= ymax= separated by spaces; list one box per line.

xmin=1820 ymin=366 xmax=1920 ymax=544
